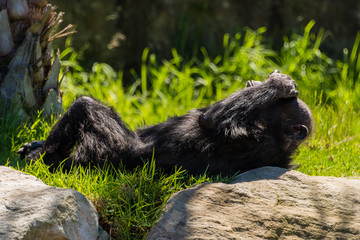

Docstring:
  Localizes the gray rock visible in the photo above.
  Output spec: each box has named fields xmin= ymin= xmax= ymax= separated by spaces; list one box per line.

xmin=147 ymin=166 xmax=360 ymax=240
xmin=0 ymin=166 xmax=108 ymax=240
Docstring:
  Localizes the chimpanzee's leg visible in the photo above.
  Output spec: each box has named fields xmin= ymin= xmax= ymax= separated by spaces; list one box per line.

xmin=21 ymin=96 xmax=139 ymax=170
xmin=67 ymin=96 xmax=139 ymax=169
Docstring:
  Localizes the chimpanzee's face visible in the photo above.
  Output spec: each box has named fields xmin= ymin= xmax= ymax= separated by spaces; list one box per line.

xmin=264 ymin=97 xmax=313 ymax=154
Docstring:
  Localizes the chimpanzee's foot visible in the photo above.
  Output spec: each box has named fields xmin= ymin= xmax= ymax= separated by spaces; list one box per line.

xmin=17 ymin=140 xmax=45 ymax=162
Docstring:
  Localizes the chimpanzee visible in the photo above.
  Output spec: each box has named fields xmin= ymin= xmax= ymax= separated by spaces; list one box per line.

xmin=18 ymin=70 xmax=313 ymax=176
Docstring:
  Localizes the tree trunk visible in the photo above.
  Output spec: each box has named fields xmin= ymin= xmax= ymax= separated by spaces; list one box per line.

xmin=0 ymin=0 xmax=75 ymax=118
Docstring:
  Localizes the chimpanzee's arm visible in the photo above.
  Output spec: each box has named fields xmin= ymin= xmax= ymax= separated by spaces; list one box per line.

xmin=199 ymin=71 xmax=299 ymax=134
xmin=236 ymin=71 xmax=298 ymax=115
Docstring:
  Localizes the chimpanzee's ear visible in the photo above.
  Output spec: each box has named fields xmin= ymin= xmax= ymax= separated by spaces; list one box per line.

xmin=287 ymin=124 xmax=309 ymax=141
xmin=199 ymin=103 xmax=223 ymax=130
xmin=199 ymin=113 xmax=215 ymax=130
xmin=246 ymin=80 xmax=262 ymax=87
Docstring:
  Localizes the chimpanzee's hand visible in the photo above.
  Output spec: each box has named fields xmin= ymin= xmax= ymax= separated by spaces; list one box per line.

xmin=17 ymin=140 xmax=45 ymax=160
xmin=246 ymin=80 xmax=262 ymax=87
xmin=266 ymin=70 xmax=299 ymax=98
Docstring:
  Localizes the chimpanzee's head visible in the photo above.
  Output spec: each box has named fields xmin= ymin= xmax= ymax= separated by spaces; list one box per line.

xmin=198 ymin=71 xmax=313 ymax=157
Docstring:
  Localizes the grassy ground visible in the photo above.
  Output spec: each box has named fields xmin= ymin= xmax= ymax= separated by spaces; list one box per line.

xmin=1 ymin=21 xmax=360 ymax=239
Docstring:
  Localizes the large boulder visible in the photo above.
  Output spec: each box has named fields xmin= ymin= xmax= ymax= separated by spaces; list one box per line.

xmin=147 ymin=167 xmax=360 ymax=239
xmin=0 ymin=166 xmax=107 ymax=240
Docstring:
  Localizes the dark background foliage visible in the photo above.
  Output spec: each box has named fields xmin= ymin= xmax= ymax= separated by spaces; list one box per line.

xmin=52 ymin=0 xmax=360 ymax=71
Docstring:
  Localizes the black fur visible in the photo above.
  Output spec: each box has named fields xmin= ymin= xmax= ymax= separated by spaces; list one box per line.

xmin=18 ymin=71 xmax=313 ymax=176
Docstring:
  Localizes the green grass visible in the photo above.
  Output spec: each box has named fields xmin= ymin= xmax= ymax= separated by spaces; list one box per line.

xmin=1 ymin=21 xmax=360 ymax=239
xmin=20 ymin=157 xmax=216 ymax=239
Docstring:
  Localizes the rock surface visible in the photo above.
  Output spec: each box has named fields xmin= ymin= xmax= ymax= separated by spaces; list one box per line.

xmin=0 ymin=166 xmax=107 ymax=240
xmin=147 ymin=167 xmax=360 ymax=240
